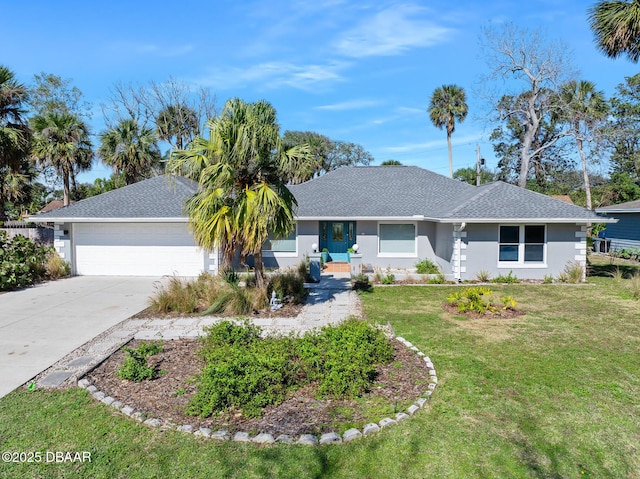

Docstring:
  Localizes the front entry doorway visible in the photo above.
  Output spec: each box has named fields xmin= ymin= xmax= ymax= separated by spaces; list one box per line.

xmin=320 ymin=221 xmax=355 ymax=254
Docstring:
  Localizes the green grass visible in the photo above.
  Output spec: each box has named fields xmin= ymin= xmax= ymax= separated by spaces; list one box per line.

xmin=1 ymin=256 xmax=639 ymax=478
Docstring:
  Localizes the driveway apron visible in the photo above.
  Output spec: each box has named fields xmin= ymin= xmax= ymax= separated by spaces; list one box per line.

xmin=0 ymin=276 xmax=161 ymax=398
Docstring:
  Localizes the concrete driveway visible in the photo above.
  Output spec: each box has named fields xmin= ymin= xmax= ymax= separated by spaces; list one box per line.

xmin=0 ymin=276 xmax=161 ymax=398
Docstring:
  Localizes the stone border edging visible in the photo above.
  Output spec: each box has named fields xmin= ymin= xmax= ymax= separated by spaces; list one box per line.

xmin=77 ymin=335 xmax=437 ymax=446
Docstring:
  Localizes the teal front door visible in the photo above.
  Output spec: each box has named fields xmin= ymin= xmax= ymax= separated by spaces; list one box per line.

xmin=321 ymin=221 xmax=355 ymax=253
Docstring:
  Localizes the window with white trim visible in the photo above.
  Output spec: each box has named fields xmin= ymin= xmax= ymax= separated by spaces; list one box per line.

xmin=499 ymin=225 xmax=546 ymax=264
xmin=263 ymin=228 xmax=296 ymax=253
xmin=378 ymin=223 xmax=416 ymax=256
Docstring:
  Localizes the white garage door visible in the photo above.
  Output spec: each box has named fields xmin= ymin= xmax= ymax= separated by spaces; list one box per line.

xmin=74 ymin=223 xmax=205 ymax=276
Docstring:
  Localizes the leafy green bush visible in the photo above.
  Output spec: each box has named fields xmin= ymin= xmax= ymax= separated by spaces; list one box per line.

xmin=415 ymin=258 xmax=439 ymax=274
xmin=188 ymin=320 xmax=299 ymax=418
xmin=298 ymin=319 xmax=394 ymax=398
xmin=116 ymin=341 xmax=163 ymax=382
xmin=492 ymin=271 xmax=520 ymax=284
xmin=381 ymin=273 xmax=395 ymax=284
xmin=351 ymin=273 xmax=372 ymax=291
xmin=447 ymin=287 xmax=518 ymax=314
xmin=0 ymin=231 xmax=49 ymax=290
xmin=187 ymin=318 xmax=394 ymax=418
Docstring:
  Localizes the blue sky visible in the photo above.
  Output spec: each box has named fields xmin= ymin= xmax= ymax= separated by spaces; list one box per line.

xmin=2 ymin=0 xmax=638 ymax=183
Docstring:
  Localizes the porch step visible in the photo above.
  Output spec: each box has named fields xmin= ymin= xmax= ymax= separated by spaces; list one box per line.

xmin=324 ymin=261 xmax=351 ymax=273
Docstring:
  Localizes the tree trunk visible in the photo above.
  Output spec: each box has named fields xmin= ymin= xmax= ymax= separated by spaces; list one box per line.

xmin=62 ymin=170 xmax=71 ymax=206
xmin=254 ymin=249 xmax=265 ymax=289
xmin=447 ymin=133 xmax=453 ymax=178
xmin=578 ymin=138 xmax=592 ymax=210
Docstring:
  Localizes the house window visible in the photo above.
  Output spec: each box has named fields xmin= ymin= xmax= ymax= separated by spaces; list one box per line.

xmin=263 ymin=228 xmax=296 ymax=253
xmin=499 ymin=225 xmax=546 ymax=264
xmin=379 ymin=223 xmax=416 ymax=255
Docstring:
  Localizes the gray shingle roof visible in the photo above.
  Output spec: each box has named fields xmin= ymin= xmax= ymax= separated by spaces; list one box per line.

xmin=30 ymin=175 xmax=197 ymax=220
xmin=444 ymin=182 xmax=604 ymax=221
xmin=596 ymin=199 xmax=640 ymax=212
xmin=289 ymin=166 xmax=477 ymax=218
xmin=289 ymin=166 xmax=605 ymax=222
xmin=29 ymin=166 xmax=608 ymax=223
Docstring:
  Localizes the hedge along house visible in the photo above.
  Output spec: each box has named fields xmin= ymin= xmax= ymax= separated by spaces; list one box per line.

xmin=29 ymin=166 xmax=613 ymax=281
xmin=596 ymin=199 xmax=640 ymax=252
xmin=266 ymin=166 xmax=614 ymax=281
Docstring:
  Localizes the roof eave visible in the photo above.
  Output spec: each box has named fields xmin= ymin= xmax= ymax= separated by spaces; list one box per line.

xmin=27 ymin=216 xmax=190 ymax=223
xmin=437 ymin=217 xmax=618 ymax=224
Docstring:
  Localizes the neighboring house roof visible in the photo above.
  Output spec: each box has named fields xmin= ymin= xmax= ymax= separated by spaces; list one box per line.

xmin=29 ymin=175 xmax=197 ymax=222
xmin=28 ymin=166 xmax=610 ymax=224
xmin=290 ymin=166 xmax=609 ymax=223
xmin=39 ymin=200 xmax=74 ymax=213
xmin=596 ymin=199 xmax=640 ymax=213
xmin=550 ymin=195 xmax=574 ymax=205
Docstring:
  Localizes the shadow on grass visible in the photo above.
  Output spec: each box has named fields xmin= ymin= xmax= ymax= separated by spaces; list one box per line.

xmin=588 ymin=259 xmax=640 ymax=278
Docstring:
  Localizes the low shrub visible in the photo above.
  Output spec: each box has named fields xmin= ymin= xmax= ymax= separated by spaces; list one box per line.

xmin=116 ymin=341 xmax=163 ymax=382
xmin=447 ymin=287 xmax=518 ymax=315
xmin=298 ymin=318 xmax=394 ymax=398
xmin=351 ymin=273 xmax=372 ymax=291
xmin=415 ymin=258 xmax=439 ymax=274
xmin=492 ymin=271 xmax=520 ymax=284
xmin=381 ymin=273 xmax=395 ymax=285
xmin=187 ymin=319 xmax=395 ymax=418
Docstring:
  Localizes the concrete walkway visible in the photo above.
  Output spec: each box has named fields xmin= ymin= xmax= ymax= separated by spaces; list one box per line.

xmin=33 ymin=273 xmax=358 ymax=390
xmin=0 ymin=276 xmax=162 ymax=398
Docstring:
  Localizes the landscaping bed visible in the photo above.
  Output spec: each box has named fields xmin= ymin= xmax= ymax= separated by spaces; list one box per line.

xmin=85 ymin=336 xmax=431 ymax=436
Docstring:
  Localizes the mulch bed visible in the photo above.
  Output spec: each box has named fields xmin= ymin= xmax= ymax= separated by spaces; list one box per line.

xmin=85 ymin=338 xmax=431 ymax=436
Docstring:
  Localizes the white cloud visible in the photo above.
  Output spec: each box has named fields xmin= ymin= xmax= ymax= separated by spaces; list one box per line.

xmin=108 ymin=42 xmax=194 ymax=58
xmin=334 ymin=4 xmax=453 ymax=58
xmin=315 ymin=99 xmax=382 ymax=111
xmin=195 ymin=61 xmax=349 ymax=92
xmin=381 ymin=134 xmax=482 ymax=154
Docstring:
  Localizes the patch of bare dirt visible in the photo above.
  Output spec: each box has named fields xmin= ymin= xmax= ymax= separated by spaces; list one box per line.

xmin=86 ymin=338 xmax=431 ymax=436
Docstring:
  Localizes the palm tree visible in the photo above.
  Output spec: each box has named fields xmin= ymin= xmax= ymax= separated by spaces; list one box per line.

xmin=167 ymin=98 xmax=312 ymax=288
xmin=0 ymin=65 xmax=32 ymax=220
xmin=98 ymin=119 xmax=162 ymax=185
xmin=428 ymin=84 xmax=468 ymax=178
xmin=588 ymin=0 xmax=640 ymax=62
xmin=31 ymin=112 xmax=92 ymax=206
xmin=559 ymin=80 xmax=609 ymax=210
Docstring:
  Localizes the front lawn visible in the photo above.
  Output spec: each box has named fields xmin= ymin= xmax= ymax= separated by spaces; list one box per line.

xmin=1 ymin=257 xmax=639 ymax=478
